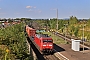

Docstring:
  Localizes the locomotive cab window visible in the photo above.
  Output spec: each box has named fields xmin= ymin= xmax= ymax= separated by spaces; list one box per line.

xmin=43 ymin=40 xmax=52 ymax=43
xmin=47 ymin=40 xmax=52 ymax=42
xmin=43 ymin=40 xmax=47 ymax=42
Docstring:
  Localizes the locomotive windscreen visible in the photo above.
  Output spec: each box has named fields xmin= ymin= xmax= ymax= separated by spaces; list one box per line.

xmin=43 ymin=40 xmax=52 ymax=43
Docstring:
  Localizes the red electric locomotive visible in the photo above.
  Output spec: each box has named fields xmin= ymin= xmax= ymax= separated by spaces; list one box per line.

xmin=34 ymin=34 xmax=53 ymax=53
xmin=26 ymin=25 xmax=53 ymax=54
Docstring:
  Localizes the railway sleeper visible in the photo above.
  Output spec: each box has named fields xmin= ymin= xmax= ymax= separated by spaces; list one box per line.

xmin=42 ymin=49 xmax=54 ymax=55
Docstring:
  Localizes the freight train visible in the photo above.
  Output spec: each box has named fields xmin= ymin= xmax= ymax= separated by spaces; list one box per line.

xmin=25 ymin=25 xmax=54 ymax=54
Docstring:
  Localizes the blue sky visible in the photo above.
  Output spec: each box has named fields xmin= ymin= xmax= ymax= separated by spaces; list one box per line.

xmin=0 ymin=0 xmax=90 ymax=19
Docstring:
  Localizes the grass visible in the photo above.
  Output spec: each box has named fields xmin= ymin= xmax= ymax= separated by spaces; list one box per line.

xmin=43 ymin=32 xmax=65 ymax=44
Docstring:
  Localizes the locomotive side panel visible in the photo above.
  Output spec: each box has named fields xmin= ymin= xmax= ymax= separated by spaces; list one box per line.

xmin=34 ymin=35 xmax=43 ymax=51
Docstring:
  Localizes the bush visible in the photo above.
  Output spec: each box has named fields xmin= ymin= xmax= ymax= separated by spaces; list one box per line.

xmin=0 ymin=23 xmax=30 ymax=60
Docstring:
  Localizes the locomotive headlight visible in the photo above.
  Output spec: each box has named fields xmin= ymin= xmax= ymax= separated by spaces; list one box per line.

xmin=49 ymin=45 xmax=52 ymax=46
xmin=43 ymin=45 xmax=46 ymax=46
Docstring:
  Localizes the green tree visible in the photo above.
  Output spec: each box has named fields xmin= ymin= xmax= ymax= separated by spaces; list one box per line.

xmin=50 ymin=18 xmax=57 ymax=29
xmin=74 ymin=26 xmax=79 ymax=37
xmin=69 ymin=25 xmax=75 ymax=36
xmin=69 ymin=16 xmax=78 ymax=25
xmin=0 ymin=23 xmax=30 ymax=60
xmin=87 ymin=19 xmax=90 ymax=27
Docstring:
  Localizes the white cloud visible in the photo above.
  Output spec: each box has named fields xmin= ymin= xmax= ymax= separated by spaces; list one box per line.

xmin=26 ymin=6 xmax=32 ymax=8
xmin=26 ymin=6 xmax=36 ymax=9
xmin=28 ymin=9 xmax=41 ymax=13
xmin=0 ymin=8 xmax=1 ymax=10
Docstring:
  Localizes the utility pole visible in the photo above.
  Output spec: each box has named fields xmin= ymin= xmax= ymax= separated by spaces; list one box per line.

xmin=64 ymin=24 xmax=66 ymax=44
xmin=83 ymin=24 xmax=86 ymax=53
xmin=56 ymin=9 xmax=58 ymax=30
xmin=64 ymin=24 xmax=68 ymax=44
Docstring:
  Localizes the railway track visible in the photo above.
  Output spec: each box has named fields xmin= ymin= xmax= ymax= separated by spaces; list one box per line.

xmin=43 ymin=52 xmax=69 ymax=60
xmin=44 ymin=54 xmax=59 ymax=60
xmin=51 ymin=31 xmax=90 ymax=49
xmin=54 ymin=52 xmax=69 ymax=60
xmin=52 ymin=31 xmax=71 ymax=42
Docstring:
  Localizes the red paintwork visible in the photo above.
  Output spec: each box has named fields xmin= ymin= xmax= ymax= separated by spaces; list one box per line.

xmin=34 ymin=36 xmax=53 ymax=51
xmin=26 ymin=25 xmax=53 ymax=53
